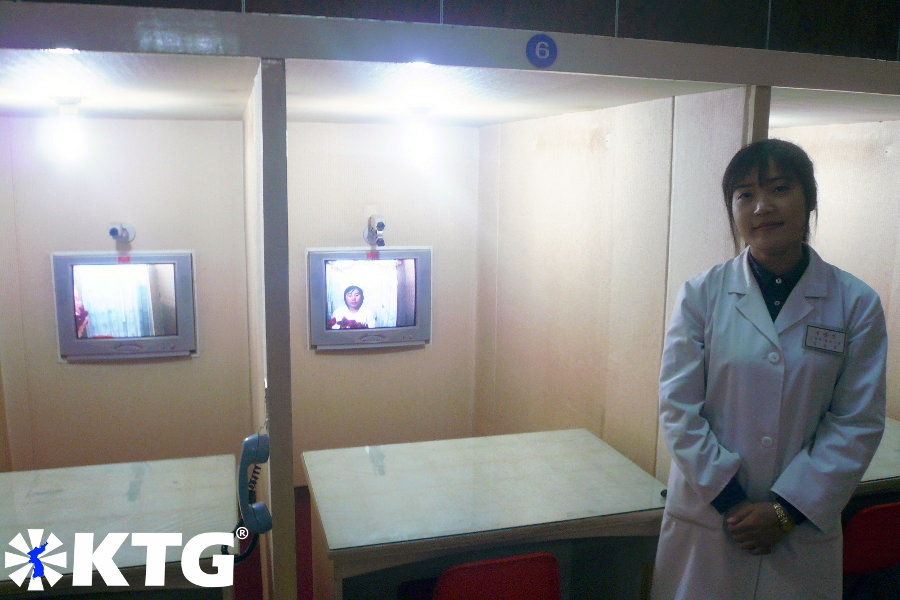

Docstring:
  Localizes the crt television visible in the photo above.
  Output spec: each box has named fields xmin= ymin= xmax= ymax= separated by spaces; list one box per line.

xmin=307 ymin=247 xmax=432 ymax=350
xmin=52 ymin=251 xmax=198 ymax=361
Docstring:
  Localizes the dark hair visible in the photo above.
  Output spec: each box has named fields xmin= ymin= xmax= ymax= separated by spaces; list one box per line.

xmin=343 ymin=285 xmax=364 ymax=307
xmin=722 ymin=139 xmax=817 ymax=250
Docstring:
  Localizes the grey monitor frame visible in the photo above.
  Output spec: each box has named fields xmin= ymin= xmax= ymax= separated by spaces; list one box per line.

xmin=307 ymin=247 xmax=432 ymax=351
xmin=52 ymin=251 xmax=198 ymax=361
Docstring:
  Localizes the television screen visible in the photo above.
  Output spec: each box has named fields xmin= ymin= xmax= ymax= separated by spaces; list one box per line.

xmin=72 ymin=263 xmax=178 ymax=339
xmin=52 ymin=252 xmax=197 ymax=361
xmin=308 ymin=248 xmax=431 ymax=350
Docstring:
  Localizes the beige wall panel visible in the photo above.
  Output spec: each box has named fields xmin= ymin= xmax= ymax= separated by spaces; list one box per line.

xmin=0 ymin=119 xmax=25 ymax=471
xmin=288 ymin=122 xmax=478 ymax=485
xmin=600 ymin=100 xmax=674 ymax=472
xmin=655 ymin=87 xmax=748 ymax=481
xmin=665 ymin=87 xmax=747 ymax=311
xmin=0 ymin=362 xmax=9 ymax=471
xmin=482 ymin=99 xmax=673 ymax=473
xmin=241 ymin=66 xmax=275 ymax=598
xmin=489 ymin=112 xmax=609 ymax=440
xmin=773 ymin=120 xmax=900 ymax=419
xmin=0 ymin=117 xmax=252 ymax=469
xmin=474 ymin=125 xmax=501 ymax=435
xmin=244 ymin=67 xmax=268 ymax=438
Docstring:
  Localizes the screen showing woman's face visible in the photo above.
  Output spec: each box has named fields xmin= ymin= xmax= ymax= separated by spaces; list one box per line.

xmin=345 ymin=288 xmax=363 ymax=310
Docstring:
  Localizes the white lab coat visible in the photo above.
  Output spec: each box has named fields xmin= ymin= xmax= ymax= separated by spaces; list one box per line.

xmin=652 ymin=246 xmax=886 ymax=600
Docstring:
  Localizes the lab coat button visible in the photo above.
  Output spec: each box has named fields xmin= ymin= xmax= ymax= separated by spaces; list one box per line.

xmin=761 ymin=436 xmax=774 ymax=448
xmin=767 ymin=352 xmax=780 ymax=364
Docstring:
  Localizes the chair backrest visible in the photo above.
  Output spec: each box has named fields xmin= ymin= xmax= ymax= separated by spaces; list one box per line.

xmin=432 ymin=552 xmax=561 ymax=600
xmin=842 ymin=501 xmax=900 ymax=575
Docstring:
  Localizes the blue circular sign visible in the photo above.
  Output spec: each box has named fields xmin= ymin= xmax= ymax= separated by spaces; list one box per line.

xmin=526 ymin=34 xmax=558 ymax=68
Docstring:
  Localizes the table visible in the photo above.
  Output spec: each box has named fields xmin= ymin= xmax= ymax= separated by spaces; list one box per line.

xmin=305 ymin=421 xmax=900 ymax=600
xmin=0 ymin=454 xmax=236 ymax=596
xmin=302 ymin=429 xmax=667 ymax=600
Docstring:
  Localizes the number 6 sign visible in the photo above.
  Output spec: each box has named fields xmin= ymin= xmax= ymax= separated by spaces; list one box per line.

xmin=526 ymin=34 xmax=558 ymax=68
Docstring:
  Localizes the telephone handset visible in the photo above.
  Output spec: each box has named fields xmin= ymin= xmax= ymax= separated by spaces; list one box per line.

xmin=238 ymin=433 xmax=272 ymax=535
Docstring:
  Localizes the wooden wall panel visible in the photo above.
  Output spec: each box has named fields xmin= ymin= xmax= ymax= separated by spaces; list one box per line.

xmin=0 ymin=117 xmax=252 ymax=469
xmin=288 ymin=122 xmax=480 ymax=475
xmin=479 ymin=98 xmax=673 ymax=473
xmin=490 ymin=111 xmax=608 ymax=440
xmin=665 ymin=87 xmax=748 ymax=315
xmin=0 ymin=119 xmax=18 ymax=471
xmin=474 ymin=125 xmax=501 ymax=435
xmin=599 ymin=99 xmax=674 ymax=472
xmin=773 ymin=120 xmax=900 ymax=419
xmin=655 ymin=87 xmax=748 ymax=481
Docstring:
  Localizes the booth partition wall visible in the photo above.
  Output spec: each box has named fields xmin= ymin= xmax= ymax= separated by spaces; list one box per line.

xmin=1 ymin=2 xmax=898 ymax=598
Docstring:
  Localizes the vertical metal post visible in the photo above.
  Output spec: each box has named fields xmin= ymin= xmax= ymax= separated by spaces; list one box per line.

xmin=260 ymin=57 xmax=297 ymax=600
xmin=744 ymin=85 xmax=772 ymax=144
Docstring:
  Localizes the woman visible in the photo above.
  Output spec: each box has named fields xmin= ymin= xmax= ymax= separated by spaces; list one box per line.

xmin=331 ymin=285 xmax=377 ymax=329
xmin=74 ymin=287 xmax=90 ymax=338
xmin=652 ymin=139 xmax=887 ymax=600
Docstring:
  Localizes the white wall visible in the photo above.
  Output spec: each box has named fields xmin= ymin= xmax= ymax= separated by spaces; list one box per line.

xmin=654 ymin=87 xmax=750 ymax=481
xmin=0 ymin=116 xmax=252 ymax=469
xmin=476 ymin=98 xmax=675 ymax=474
xmin=285 ymin=90 xmax=759 ymax=482
xmin=288 ymin=122 xmax=480 ymax=485
xmin=773 ymin=120 xmax=900 ymax=419
xmin=476 ymin=88 xmax=755 ymax=477
xmin=2 ymin=100 xmax=893 ymax=489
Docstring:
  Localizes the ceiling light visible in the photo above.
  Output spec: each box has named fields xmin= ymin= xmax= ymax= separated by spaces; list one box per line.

xmin=44 ymin=97 xmax=85 ymax=164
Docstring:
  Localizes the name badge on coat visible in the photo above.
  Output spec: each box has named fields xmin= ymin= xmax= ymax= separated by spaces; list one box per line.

xmin=804 ymin=324 xmax=847 ymax=355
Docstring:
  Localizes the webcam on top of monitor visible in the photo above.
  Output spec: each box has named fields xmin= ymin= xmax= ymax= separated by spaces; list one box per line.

xmin=364 ymin=214 xmax=386 ymax=247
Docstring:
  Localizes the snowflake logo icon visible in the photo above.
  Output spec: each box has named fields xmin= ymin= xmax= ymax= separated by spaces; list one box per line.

xmin=4 ymin=529 xmax=67 ymax=591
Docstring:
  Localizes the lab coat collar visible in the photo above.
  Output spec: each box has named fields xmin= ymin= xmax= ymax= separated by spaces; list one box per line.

xmin=775 ymin=245 xmax=829 ymax=334
xmin=791 ymin=245 xmax=829 ymax=298
xmin=729 ymin=249 xmax=781 ymax=348
xmin=727 ymin=245 xmax=831 ymax=346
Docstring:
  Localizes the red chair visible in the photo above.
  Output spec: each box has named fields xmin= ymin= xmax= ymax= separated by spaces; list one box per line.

xmin=431 ymin=552 xmax=561 ymax=600
xmin=843 ymin=501 xmax=900 ymax=575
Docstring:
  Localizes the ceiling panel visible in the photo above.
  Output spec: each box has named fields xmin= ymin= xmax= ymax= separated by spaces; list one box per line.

xmin=0 ymin=49 xmax=898 ymax=128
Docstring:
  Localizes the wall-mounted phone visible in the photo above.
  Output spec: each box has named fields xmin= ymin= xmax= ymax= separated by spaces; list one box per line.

xmin=238 ymin=433 xmax=272 ymax=535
